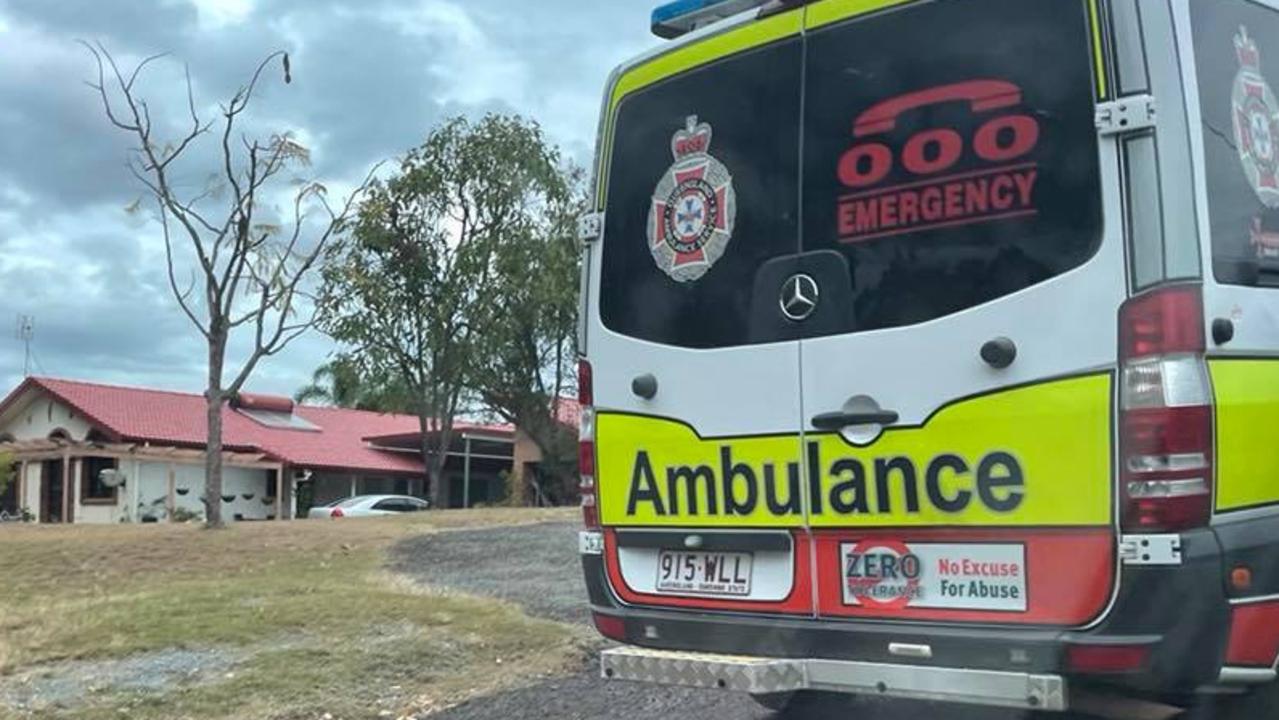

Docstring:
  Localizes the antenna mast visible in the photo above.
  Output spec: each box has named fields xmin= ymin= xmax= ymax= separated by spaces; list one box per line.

xmin=15 ymin=315 xmax=34 ymax=376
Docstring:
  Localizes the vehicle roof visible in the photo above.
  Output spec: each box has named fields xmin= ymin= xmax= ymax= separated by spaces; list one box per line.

xmin=348 ymin=494 xmax=423 ymax=503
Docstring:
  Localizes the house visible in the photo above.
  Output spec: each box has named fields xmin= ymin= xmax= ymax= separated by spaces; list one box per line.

xmin=510 ymin=396 xmax=583 ymax=506
xmin=0 ymin=377 xmax=519 ymax=524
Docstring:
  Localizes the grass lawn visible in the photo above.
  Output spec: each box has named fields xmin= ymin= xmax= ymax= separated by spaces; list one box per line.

xmin=0 ymin=507 xmax=584 ymax=720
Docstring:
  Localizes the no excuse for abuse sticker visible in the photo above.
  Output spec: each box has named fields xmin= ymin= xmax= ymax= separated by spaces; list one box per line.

xmin=841 ymin=540 xmax=1028 ymax=612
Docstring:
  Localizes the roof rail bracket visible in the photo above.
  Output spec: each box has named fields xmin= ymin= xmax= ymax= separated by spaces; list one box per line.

xmin=1096 ymin=94 xmax=1157 ymax=137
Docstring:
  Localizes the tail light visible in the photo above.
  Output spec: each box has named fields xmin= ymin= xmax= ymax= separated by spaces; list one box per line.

xmin=330 ymin=507 xmax=345 ymax=518
xmin=579 ymin=359 xmax=599 ymax=529
xmin=1118 ymin=285 xmax=1213 ymax=532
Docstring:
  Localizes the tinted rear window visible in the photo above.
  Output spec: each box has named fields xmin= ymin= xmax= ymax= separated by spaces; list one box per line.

xmin=598 ymin=0 xmax=1102 ymax=349
xmin=1192 ymin=0 xmax=1279 ymax=286
xmin=801 ymin=0 xmax=1104 ymax=333
xmin=598 ymin=37 xmax=802 ymax=349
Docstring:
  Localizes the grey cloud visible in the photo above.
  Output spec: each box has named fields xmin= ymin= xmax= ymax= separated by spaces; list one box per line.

xmin=0 ymin=0 xmax=198 ymax=50
xmin=0 ymin=0 xmax=659 ymax=398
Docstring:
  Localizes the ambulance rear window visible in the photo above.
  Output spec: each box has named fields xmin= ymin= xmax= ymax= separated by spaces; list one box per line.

xmin=598 ymin=37 xmax=803 ymax=349
xmin=597 ymin=0 xmax=1102 ymax=348
xmin=802 ymin=0 xmax=1104 ymax=334
xmin=1192 ymin=0 xmax=1279 ymax=286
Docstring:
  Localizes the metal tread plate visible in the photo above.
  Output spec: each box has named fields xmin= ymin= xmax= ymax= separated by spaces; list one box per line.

xmin=600 ymin=646 xmax=1067 ymax=710
xmin=601 ymin=646 xmax=805 ymax=694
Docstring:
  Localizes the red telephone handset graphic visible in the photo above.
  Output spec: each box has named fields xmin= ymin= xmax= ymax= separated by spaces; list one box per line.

xmin=853 ymin=79 xmax=1024 ymax=137
xmin=839 ymin=78 xmax=1038 ymax=189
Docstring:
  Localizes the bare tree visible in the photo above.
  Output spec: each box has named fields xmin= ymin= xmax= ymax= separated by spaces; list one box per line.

xmin=84 ymin=44 xmax=372 ymax=527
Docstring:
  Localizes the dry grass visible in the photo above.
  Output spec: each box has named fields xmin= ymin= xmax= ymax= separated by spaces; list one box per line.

xmin=0 ymin=507 xmax=582 ymax=719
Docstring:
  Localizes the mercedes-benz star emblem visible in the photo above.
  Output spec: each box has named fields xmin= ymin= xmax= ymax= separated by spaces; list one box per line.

xmin=779 ymin=273 xmax=819 ymax=321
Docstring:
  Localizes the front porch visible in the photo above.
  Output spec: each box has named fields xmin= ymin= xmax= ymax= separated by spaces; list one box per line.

xmin=0 ymin=437 xmax=288 ymax=524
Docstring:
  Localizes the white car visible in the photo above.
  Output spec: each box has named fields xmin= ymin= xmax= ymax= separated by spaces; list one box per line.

xmin=307 ymin=495 xmax=430 ymax=519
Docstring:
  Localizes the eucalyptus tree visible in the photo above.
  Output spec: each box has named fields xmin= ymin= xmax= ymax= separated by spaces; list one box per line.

xmin=319 ymin=115 xmax=569 ymax=507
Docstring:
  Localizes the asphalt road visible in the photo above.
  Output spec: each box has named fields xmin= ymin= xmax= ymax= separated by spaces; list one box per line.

xmin=388 ymin=522 xmax=1143 ymax=720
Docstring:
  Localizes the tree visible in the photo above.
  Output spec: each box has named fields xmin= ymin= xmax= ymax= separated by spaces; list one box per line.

xmin=294 ymin=356 xmax=413 ymax=413
xmin=294 ymin=357 xmax=363 ymax=407
xmin=319 ymin=115 xmax=568 ymax=508
xmin=471 ymin=169 xmax=583 ymax=501
xmin=0 ymin=450 xmax=14 ymax=504
xmin=86 ymin=45 xmax=372 ymax=527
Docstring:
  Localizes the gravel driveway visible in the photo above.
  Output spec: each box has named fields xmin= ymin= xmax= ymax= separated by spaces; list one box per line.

xmin=389 ymin=519 xmax=589 ymax=625
xmin=389 ymin=522 xmax=1148 ymax=720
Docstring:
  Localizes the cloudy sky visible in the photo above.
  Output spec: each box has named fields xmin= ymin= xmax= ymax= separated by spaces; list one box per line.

xmin=0 ymin=0 xmax=654 ymax=398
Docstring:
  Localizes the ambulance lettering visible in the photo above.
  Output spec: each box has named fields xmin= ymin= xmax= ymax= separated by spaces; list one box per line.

xmin=625 ymin=442 xmax=1024 ymax=520
xmin=836 ymin=79 xmax=1041 ymax=243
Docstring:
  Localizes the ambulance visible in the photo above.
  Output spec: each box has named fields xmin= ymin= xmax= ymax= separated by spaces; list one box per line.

xmin=575 ymin=0 xmax=1279 ymax=714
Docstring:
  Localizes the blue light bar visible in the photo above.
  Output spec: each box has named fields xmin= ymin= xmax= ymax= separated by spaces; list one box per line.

xmin=651 ymin=0 xmax=771 ymax=39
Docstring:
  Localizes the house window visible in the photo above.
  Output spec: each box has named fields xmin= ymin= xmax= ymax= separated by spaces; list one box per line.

xmin=81 ymin=457 xmax=118 ymax=504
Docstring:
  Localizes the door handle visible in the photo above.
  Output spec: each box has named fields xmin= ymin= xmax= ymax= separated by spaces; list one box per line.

xmin=811 ymin=409 xmax=899 ymax=430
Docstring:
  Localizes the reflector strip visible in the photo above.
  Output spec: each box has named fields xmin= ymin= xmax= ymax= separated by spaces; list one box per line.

xmin=1066 ymin=643 xmax=1152 ymax=673
xmin=1225 ymin=600 xmax=1279 ymax=667
xmin=1088 ymin=0 xmax=1107 ymax=99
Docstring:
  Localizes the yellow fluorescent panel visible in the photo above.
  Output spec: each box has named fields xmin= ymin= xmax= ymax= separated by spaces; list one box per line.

xmin=597 ymin=374 xmax=1113 ymax=528
xmin=1211 ymin=359 xmax=1279 ymax=512
xmin=804 ymin=0 xmax=915 ymax=29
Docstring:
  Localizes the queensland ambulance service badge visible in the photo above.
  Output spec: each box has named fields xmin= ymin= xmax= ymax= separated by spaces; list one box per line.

xmin=646 ymin=116 xmax=737 ymax=283
xmin=1233 ymin=26 xmax=1279 ymax=208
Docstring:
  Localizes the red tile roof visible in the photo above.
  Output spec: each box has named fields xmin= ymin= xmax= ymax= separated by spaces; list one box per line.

xmin=0 ymin=377 xmax=515 ymax=475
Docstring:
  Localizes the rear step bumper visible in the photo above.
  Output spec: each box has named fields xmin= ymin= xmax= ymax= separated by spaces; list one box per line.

xmin=601 ymin=645 xmax=1067 ymax=711
xmin=583 ymin=526 xmax=1240 ymax=695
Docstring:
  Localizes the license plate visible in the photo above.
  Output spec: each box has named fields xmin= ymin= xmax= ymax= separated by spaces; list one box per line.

xmin=655 ymin=551 xmax=752 ymax=596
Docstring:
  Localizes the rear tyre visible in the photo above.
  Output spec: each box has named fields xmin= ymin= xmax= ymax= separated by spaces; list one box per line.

xmin=1183 ymin=680 xmax=1278 ymax=719
xmin=749 ymin=691 xmax=795 ymax=712
xmin=750 ymin=690 xmax=851 ymax=714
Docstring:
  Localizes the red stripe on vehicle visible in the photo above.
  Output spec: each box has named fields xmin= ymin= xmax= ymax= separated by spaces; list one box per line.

xmin=1225 ymin=600 xmax=1279 ymax=667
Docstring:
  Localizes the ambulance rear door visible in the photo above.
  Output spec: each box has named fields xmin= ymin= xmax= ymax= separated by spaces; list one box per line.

xmin=588 ymin=10 xmax=815 ymax=616
xmin=1183 ymin=2 xmax=1279 ymax=544
xmin=794 ymin=0 xmax=1125 ymax=627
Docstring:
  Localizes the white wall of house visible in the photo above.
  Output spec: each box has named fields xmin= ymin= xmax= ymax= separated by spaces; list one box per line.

xmin=130 ymin=461 xmax=275 ymax=522
xmin=11 ymin=455 xmax=277 ymax=524
xmin=0 ymin=396 xmax=94 ymax=441
xmin=19 ymin=462 xmax=39 ymax=516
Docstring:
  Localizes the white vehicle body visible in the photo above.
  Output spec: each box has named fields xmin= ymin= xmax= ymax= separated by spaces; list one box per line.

xmin=306 ymin=495 xmax=429 ymax=519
